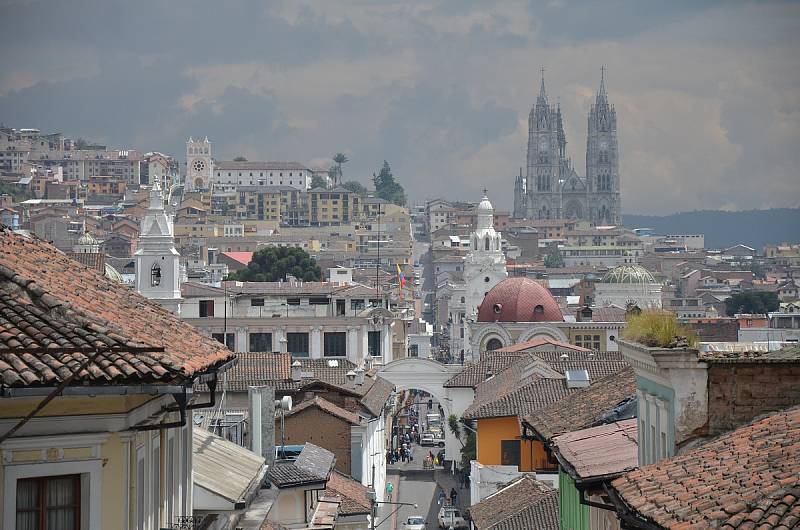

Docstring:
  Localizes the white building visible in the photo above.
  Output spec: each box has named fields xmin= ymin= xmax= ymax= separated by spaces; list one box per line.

xmin=180 ymin=281 xmax=397 ymax=365
xmin=594 ymin=264 xmax=663 ymax=309
xmin=213 ymin=161 xmax=312 ymax=192
xmin=134 ymin=183 xmax=183 ymax=313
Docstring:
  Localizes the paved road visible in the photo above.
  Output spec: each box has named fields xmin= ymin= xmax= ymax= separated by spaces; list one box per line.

xmin=388 ymin=445 xmax=440 ymax=530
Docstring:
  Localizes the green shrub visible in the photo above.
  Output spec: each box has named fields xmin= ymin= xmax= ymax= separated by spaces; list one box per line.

xmin=622 ymin=310 xmax=697 ymax=348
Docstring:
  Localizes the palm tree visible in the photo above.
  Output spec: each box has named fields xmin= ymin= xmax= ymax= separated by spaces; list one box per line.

xmin=332 ymin=153 xmax=348 ymax=186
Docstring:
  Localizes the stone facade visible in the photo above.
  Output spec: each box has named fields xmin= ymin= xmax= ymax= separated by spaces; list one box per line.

xmin=514 ymin=70 xmax=621 ymax=225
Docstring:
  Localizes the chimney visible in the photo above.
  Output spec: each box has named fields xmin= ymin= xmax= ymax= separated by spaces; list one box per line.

xmin=248 ymin=385 xmax=276 ymax=466
xmin=355 ymin=367 xmax=365 ymax=386
xmin=291 ymin=360 xmax=302 ymax=381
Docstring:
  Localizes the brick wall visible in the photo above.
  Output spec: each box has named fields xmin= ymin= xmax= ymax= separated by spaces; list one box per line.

xmin=707 ymin=363 xmax=800 ymax=435
xmin=277 ymin=407 xmax=351 ymax=474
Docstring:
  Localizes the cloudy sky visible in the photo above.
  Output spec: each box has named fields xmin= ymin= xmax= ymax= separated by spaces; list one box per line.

xmin=1 ymin=0 xmax=798 ymax=214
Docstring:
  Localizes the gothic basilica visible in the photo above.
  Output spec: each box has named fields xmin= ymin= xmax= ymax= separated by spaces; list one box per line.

xmin=513 ymin=70 xmax=621 ymax=225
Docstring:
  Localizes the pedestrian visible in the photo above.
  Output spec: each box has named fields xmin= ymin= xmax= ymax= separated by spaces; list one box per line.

xmin=386 ymin=481 xmax=394 ymax=502
xmin=437 ymin=488 xmax=446 ymax=506
xmin=450 ymin=487 xmax=458 ymax=505
xmin=386 ymin=449 xmax=392 ymax=465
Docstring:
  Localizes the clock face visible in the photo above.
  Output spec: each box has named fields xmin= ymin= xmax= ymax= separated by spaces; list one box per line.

xmin=539 ymin=138 xmax=549 ymax=151
xmin=192 ymin=159 xmax=206 ymax=173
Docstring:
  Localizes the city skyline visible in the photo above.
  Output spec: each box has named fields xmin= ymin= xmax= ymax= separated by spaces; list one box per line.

xmin=0 ymin=1 xmax=798 ymax=214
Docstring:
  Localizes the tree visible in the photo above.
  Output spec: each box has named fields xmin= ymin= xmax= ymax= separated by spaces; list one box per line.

xmin=725 ymin=290 xmax=780 ymax=316
xmin=233 ymin=156 xmax=248 ymax=162
xmin=332 ymin=153 xmax=349 ymax=186
xmin=341 ymin=180 xmax=367 ymax=195
xmin=448 ymin=414 xmax=463 ymax=443
xmin=460 ymin=432 xmax=476 ymax=472
xmin=311 ymin=174 xmax=328 ymax=189
xmin=74 ymin=137 xmax=89 ymax=149
xmin=226 ymin=246 xmax=322 ymax=282
xmin=372 ymin=160 xmax=406 ymax=206
xmin=543 ymin=245 xmax=564 ymax=268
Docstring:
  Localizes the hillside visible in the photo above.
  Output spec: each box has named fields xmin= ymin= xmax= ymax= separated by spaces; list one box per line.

xmin=622 ymin=208 xmax=800 ymax=250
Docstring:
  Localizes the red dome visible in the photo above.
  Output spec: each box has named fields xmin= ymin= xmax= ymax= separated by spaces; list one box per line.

xmin=477 ymin=277 xmax=563 ymax=323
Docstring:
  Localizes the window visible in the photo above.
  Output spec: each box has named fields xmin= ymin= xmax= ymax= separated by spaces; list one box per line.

xmin=368 ymin=331 xmax=381 ymax=357
xmin=309 ymin=297 xmax=329 ymax=305
xmin=199 ymin=300 xmax=214 ymax=318
xmin=212 ymin=332 xmax=235 ymax=350
xmin=485 ymin=338 xmax=503 ymax=351
xmin=249 ymin=332 xmax=272 ymax=352
xmin=251 ymin=298 xmax=264 ymax=307
xmin=16 ymin=474 xmax=81 ymax=530
xmin=351 ymin=299 xmax=365 ymax=311
xmin=500 ymin=440 xmax=521 ymax=466
xmin=287 ymin=332 xmax=309 ymax=357
xmin=150 ymin=263 xmax=161 ymax=286
xmin=324 ymin=332 xmax=347 ymax=357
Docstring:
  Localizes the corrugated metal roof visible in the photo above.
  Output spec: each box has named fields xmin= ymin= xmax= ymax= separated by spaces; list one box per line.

xmin=193 ymin=427 xmax=266 ymax=505
xmin=553 ymin=419 xmax=638 ymax=481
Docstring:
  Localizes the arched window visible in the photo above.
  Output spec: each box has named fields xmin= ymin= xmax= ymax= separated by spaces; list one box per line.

xmin=150 ymin=263 xmax=161 ymax=286
xmin=485 ymin=338 xmax=503 ymax=351
xmin=533 ymin=305 xmax=544 ymax=316
xmin=485 ymin=237 xmax=490 ymax=251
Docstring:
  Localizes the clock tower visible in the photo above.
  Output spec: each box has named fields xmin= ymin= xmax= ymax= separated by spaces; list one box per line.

xmin=185 ymin=136 xmax=213 ymax=192
xmin=463 ymin=192 xmax=507 ymax=360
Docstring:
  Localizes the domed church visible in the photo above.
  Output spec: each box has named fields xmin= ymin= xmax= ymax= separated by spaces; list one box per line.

xmin=467 ymin=276 xmax=624 ymax=354
xmin=594 ymin=264 xmax=662 ymax=309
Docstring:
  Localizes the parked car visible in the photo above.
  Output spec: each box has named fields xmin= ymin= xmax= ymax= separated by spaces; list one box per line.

xmin=437 ymin=507 xmax=467 ymax=529
xmin=403 ymin=515 xmax=427 ymax=530
xmin=420 ymin=433 xmax=436 ymax=446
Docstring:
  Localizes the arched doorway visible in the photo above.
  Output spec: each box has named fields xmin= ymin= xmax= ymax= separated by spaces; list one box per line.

xmin=485 ymin=338 xmax=503 ymax=351
xmin=378 ymin=359 xmax=473 ymax=467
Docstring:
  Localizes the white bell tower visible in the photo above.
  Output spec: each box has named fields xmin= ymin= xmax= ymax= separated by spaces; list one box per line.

xmin=462 ymin=191 xmax=507 ymax=359
xmin=135 ymin=183 xmax=182 ymax=313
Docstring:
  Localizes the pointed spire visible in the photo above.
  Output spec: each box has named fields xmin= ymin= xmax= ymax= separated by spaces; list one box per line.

xmin=597 ymin=66 xmax=608 ymax=104
xmin=538 ymin=66 xmax=548 ymax=104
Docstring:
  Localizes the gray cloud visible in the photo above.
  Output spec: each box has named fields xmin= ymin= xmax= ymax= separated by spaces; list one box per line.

xmin=0 ymin=0 xmax=798 ymax=213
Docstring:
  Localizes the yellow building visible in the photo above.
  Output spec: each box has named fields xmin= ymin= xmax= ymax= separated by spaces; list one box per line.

xmin=0 ymin=229 xmax=234 ymax=530
xmin=309 ymin=187 xmax=360 ymax=226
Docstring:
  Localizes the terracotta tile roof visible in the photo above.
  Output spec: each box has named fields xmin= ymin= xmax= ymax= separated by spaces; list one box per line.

xmin=488 ymin=491 xmax=559 ymax=530
xmin=286 ymin=396 xmax=361 ymax=425
xmin=220 ymin=251 xmax=253 ymax=266
xmin=462 ymin=353 xmax=629 ymax=421
xmin=524 ymin=367 xmax=637 ymax=441
xmin=323 ymin=471 xmax=371 ymax=516
xmin=221 ymin=352 xmax=292 ymax=392
xmin=553 ymin=419 xmax=638 ymax=482
xmin=359 ymin=375 xmax=393 ymax=417
xmin=492 ymin=336 xmax=591 ymax=353
xmin=463 ymin=378 xmax=570 ymax=420
xmin=0 ymin=229 xmax=232 ymax=387
xmin=611 ymin=407 xmax=800 ymax=529
xmin=443 ymin=351 xmax=526 ymax=388
xmin=470 ymin=475 xmax=558 ymax=530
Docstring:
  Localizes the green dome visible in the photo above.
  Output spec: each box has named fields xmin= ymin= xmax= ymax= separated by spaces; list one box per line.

xmin=601 ymin=265 xmax=657 ymax=284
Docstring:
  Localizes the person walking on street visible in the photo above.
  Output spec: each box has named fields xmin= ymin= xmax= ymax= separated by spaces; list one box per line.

xmin=386 ymin=481 xmax=394 ymax=502
xmin=450 ymin=487 xmax=458 ymax=506
xmin=437 ymin=487 xmax=446 ymax=506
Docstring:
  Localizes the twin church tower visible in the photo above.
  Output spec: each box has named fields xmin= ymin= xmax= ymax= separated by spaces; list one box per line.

xmin=513 ymin=69 xmax=621 ymax=225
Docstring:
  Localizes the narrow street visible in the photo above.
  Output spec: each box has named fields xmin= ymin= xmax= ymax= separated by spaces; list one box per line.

xmin=380 ymin=393 xmax=468 ymax=530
